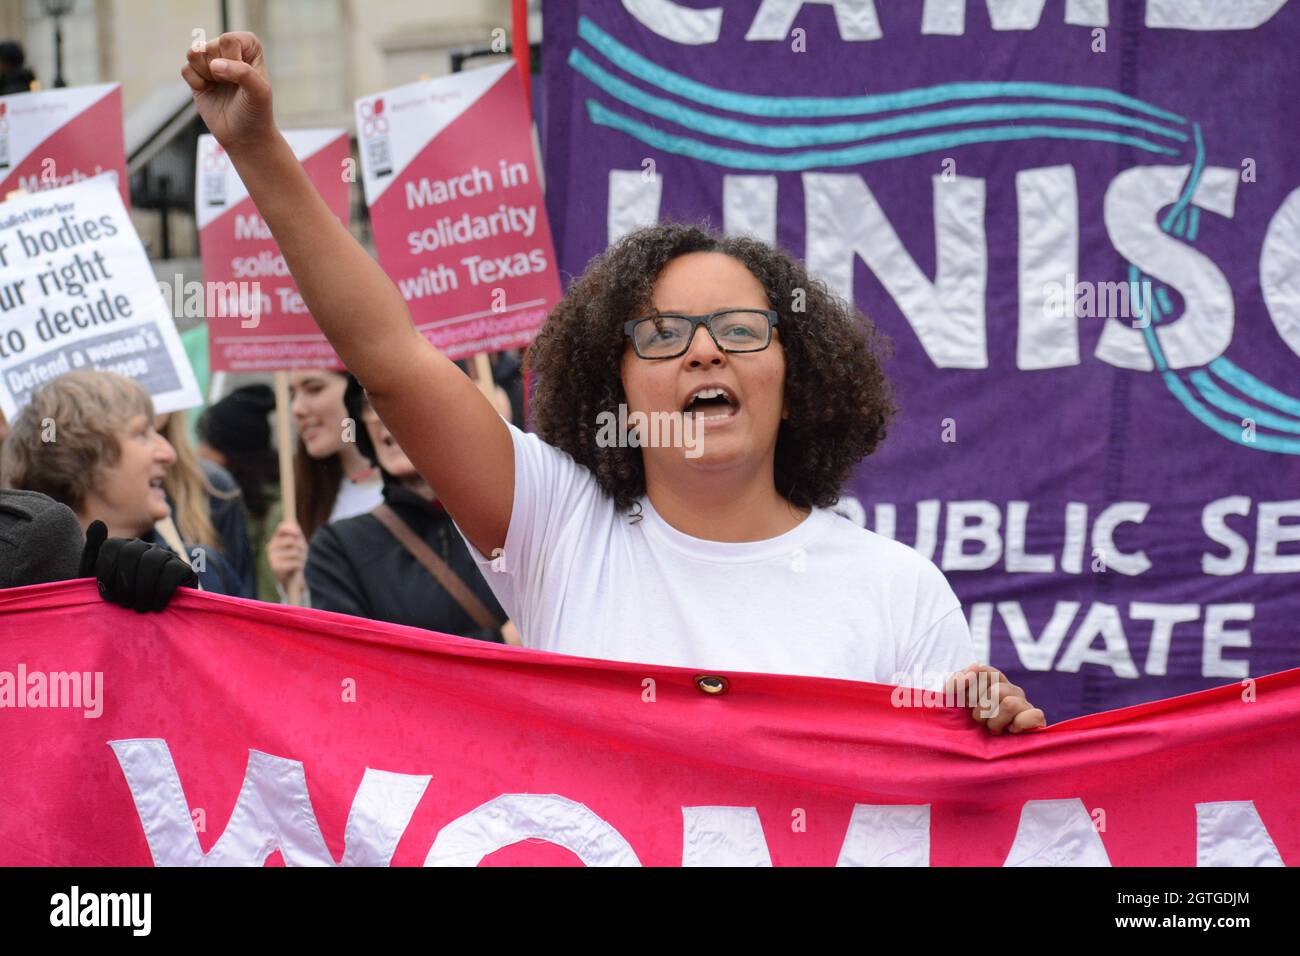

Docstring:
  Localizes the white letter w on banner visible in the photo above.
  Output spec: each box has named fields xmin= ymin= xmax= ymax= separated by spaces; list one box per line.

xmin=109 ymin=739 xmax=430 ymax=866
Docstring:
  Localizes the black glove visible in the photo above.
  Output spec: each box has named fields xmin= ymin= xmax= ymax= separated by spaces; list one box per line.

xmin=80 ymin=521 xmax=199 ymax=613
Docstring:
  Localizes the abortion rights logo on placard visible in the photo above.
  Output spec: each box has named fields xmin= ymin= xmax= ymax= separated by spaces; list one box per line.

xmin=0 ymin=83 xmax=128 ymax=208
xmin=0 ymin=178 xmax=200 ymax=418
xmin=356 ymin=62 xmax=560 ymax=360
xmin=196 ymin=129 xmax=351 ymax=372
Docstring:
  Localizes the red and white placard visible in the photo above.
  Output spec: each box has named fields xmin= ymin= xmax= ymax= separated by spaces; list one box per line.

xmin=356 ymin=63 xmax=560 ymax=361
xmin=196 ymin=129 xmax=351 ymax=372
xmin=0 ymin=83 xmax=128 ymax=208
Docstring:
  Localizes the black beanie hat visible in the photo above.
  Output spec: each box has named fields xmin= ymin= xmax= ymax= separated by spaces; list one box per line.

xmin=0 ymin=489 xmax=84 ymax=588
xmin=196 ymin=384 xmax=275 ymax=457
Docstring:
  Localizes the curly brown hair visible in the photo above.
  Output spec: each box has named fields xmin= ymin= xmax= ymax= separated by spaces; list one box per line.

xmin=526 ymin=222 xmax=897 ymax=512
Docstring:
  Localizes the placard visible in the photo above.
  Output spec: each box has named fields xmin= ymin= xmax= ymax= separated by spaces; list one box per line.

xmin=196 ymin=129 xmax=351 ymax=372
xmin=356 ymin=63 xmax=560 ymax=360
xmin=0 ymin=83 xmax=128 ymax=207
xmin=0 ymin=178 xmax=200 ymax=418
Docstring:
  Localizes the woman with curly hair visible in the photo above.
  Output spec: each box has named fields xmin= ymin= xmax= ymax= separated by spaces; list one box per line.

xmin=182 ymin=32 xmax=1044 ymax=734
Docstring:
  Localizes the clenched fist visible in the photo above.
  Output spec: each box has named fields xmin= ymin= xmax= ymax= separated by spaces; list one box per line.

xmin=181 ymin=31 xmax=275 ymax=152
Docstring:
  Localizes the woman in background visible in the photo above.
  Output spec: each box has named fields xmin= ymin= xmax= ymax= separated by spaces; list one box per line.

xmin=1 ymin=370 xmax=236 ymax=594
xmin=265 ymin=369 xmax=382 ymax=601
xmin=158 ymin=409 xmax=252 ymax=597
xmin=306 ymin=376 xmax=517 ymax=643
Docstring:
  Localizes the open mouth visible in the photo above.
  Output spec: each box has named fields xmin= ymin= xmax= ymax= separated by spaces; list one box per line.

xmin=682 ymin=385 xmax=739 ymax=421
xmin=148 ymin=478 xmax=166 ymax=493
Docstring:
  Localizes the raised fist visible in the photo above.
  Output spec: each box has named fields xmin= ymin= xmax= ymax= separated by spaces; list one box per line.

xmin=181 ymin=31 xmax=274 ymax=151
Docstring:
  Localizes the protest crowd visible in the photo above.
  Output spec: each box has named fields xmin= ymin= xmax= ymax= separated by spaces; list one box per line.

xmin=0 ymin=12 xmax=1041 ymax=751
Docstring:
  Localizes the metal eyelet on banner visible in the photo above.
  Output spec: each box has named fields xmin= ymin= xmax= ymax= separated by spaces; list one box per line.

xmin=695 ymin=675 xmax=729 ymax=695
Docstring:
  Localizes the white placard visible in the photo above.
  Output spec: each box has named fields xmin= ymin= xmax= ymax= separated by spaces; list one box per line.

xmin=0 ymin=177 xmax=201 ymax=419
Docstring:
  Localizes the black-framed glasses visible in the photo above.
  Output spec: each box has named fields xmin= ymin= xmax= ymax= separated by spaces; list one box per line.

xmin=623 ymin=309 xmax=779 ymax=360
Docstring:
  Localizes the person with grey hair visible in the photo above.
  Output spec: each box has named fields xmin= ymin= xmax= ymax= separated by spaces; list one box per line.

xmin=0 ymin=369 xmax=215 ymax=608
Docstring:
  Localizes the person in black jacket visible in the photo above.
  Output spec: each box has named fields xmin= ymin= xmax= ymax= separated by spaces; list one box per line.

xmin=304 ymin=376 xmax=511 ymax=643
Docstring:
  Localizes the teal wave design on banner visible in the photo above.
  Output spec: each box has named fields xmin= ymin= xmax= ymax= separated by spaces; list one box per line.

xmin=1128 ymin=126 xmax=1300 ymax=455
xmin=584 ymin=99 xmax=1180 ymax=170
xmin=569 ymin=16 xmax=1300 ymax=455
xmin=575 ymin=16 xmax=1186 ymax=122
xmin=568 ymin=47 xmax=1190 ymax=150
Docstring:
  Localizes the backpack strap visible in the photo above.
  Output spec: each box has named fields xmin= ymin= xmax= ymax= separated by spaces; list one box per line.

xmin=370 ymin=503 xmax=499 ymax=631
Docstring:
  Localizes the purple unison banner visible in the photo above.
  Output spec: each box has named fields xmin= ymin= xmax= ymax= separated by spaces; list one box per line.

xmin=542 ymin=0 xmax=1300 ymax=721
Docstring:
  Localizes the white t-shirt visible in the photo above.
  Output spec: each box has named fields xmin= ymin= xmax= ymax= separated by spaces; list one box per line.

xmin=457 ymin=423 xmax=976 ymax=688
xmin=328 ymin=475 xmax=384 ymax=524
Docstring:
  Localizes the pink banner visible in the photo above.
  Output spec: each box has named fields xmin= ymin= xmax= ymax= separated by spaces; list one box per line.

xmin=0 ymin=581 xmax=1294 ymax=867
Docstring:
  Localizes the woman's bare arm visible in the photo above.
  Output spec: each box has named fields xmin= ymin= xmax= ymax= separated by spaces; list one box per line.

xmin=182 ymin=32 xmax=513 ymax=556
